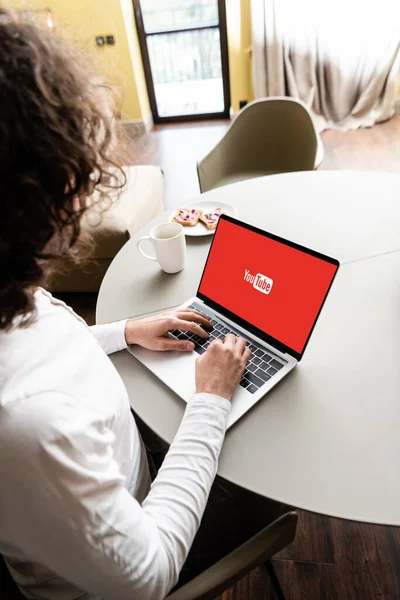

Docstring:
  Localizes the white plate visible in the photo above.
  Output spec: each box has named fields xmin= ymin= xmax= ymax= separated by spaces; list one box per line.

xmin=169 ymin=201 xmax=238 ymax=237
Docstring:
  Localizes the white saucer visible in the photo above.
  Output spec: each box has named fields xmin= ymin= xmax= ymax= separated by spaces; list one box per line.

xmin=169 ymin=200 xmax=238 ymax=237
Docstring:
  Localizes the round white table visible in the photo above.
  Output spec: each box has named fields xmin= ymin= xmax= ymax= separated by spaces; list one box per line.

xmin=97 ymin=171 xmax=400 ymax=526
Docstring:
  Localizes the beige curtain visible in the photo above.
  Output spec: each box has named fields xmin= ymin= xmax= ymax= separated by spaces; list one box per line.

xmin=251 ymin=0 xmax=400 ymax=131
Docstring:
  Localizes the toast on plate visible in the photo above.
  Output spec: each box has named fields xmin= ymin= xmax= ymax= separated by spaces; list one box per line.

xmin=199 ymin=208 xmax=224 ymax=230
xmin=172 ymin=208 xmax=202 ymax=226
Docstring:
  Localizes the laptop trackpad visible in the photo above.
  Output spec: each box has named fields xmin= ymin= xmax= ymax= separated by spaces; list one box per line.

xmin=127 ymin=345 xmax=264 ymax=430
xmin=128 ymin=346 xmax=197 ymax=401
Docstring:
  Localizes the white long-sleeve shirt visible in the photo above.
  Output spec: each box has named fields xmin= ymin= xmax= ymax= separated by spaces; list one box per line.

xmin=0 ymin=289 xmax=230 ymax=600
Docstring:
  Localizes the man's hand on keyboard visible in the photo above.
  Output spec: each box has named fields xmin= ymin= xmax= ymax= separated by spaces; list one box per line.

xmin=195 ymin=334 xmax=251 ymax=401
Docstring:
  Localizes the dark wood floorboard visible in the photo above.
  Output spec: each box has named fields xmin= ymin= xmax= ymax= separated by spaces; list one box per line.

xmin=60 ymin=114 xmax=400 ymax=600
xmin=219 ymin=565 xmax=280 ymax=600
xmin=268 ymin=561 xmax=341 ymax=600
xmin=276 ymin=511 xmax=335 ymax=565
xmin=330 ymin=518 xmax=400 ymax=600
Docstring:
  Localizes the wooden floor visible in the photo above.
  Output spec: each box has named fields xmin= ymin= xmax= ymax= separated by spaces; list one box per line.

xmin=60 ymin=113 xmax=400 ymax=600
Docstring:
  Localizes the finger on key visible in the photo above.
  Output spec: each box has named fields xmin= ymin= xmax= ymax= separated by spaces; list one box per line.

xmin=173 ymin=318 xmax=209 ymax=338
xmin=223 ymin=333 xmax=237 ymax=349
xmin=160 ymin=338 xmax=195 ymax=352
xmin=234 ymin=336 xmax=247 ymax=355
xmin=242 ymin=346 xmax=252 ymax=364
xmin=176 ymin=310 xmax=213 ymax=329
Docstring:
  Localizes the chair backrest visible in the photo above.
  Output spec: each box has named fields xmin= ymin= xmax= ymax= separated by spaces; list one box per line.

xmin=167 ymin=510 xmax=298 ymax=600
xmin=0 ymin=555 xmax=26 ymax=600
xmin=198 ymin=97 xmax=319 ymax=192
xmin=1 ymin=510 xmax=297 ymax=600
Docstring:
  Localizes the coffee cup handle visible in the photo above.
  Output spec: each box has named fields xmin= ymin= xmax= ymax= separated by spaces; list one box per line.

xmin=137 ymin=236 xmax=157 ymax=261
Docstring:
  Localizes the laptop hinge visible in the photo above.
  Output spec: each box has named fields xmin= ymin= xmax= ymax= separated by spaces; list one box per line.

xmin=195 ymin=296 xmax=294 ymax=361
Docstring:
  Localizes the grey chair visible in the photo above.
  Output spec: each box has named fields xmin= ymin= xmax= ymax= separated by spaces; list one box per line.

xmin=0 ymin=512 xmax=297 ymax=600
xmin=197 ymin=97 xmax=323 ymax=193
xmin=168 ymin=511 xmax=298 ymax=600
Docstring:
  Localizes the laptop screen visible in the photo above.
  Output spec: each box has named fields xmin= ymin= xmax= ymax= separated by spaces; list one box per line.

xmin=197 ymin=215 xmax=339 ymax=359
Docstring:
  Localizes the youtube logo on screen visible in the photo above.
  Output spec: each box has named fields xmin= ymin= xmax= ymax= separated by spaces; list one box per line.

xmin=198 ymin=218 xmax=338 ymax=354
xmin=244 ymin=269 xmax=273 ymax=295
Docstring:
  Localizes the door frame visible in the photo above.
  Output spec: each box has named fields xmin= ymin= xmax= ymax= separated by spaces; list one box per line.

xmin=132 ymin=0 xmax=231 ymax=123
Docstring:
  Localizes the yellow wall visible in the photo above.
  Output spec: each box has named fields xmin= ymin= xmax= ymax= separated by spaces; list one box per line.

xmin=3 ymin=0 xmax=254 ymax=119
xmin=226 ymin=0 xmax=253 ymax=112
xmin=120 ymin=0 xmax=151 ymax=121
xmin=2 ymin=0 xmax=253 ymax=119
xmin=2 ymin=0 xmax=150 ymax=122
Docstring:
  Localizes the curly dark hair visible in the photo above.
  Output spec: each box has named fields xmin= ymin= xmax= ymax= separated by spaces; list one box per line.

xmin=0 ymin=12 xmax=126 ymax=330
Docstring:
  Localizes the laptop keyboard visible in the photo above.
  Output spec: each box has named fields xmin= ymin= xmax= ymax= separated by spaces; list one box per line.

xmin=169 ymin=304 xmax=286 ymax=394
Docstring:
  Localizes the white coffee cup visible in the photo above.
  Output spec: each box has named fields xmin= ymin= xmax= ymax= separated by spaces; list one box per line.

xmin=137 ymin=222 xmax=186 ymax=273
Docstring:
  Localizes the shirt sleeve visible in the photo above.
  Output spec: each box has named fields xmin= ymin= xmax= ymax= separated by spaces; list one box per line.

xmin=90 ymin=320 xmax=128 ymax=354
xmin=4 ymin=391 xmax=231 ymax=600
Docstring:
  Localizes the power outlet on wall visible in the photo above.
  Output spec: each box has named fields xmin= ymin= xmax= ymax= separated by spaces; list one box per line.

xmin=95 ymin=35 xmax=115 ymax=47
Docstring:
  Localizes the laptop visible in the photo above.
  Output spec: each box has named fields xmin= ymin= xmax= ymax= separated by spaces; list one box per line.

xmin=129 ymin=215 xmax=339 ymax=429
